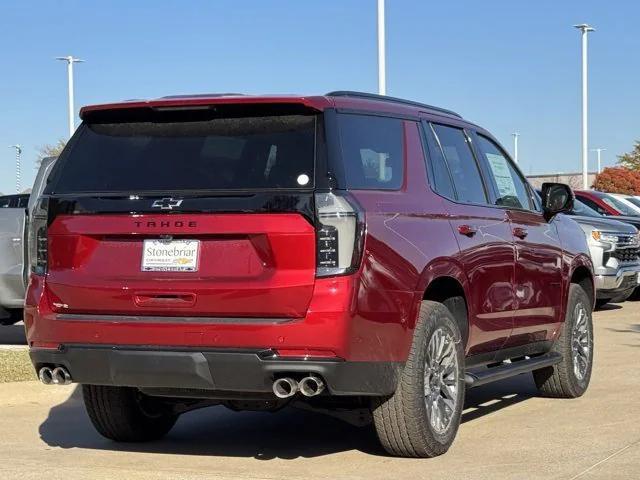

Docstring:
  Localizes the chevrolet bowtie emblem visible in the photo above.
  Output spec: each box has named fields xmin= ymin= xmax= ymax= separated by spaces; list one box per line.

xmin=151 ymin=198 xmax=183 ymax=210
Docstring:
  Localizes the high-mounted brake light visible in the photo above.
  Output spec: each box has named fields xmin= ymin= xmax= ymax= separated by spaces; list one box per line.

xmin=29 ymin=198 xmax=49 ymax=275
xmin=315 ymin=192 xmax=365 ymax=277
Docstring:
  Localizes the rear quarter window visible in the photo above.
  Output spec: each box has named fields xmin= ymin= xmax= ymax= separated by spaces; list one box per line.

xmin=335 ymin=114 xmax=404 ymax=190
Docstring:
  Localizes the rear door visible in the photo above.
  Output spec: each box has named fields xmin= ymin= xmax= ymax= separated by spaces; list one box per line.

xmin=43 ymin=107 xmax=320 ymax=319
xmin=426 ymin=123 xmax=515 ymax=355
xmin=473 ymin=133 xmax=563 ymax=347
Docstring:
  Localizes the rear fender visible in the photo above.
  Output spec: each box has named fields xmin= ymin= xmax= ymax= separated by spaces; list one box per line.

xmin=412 ymin=258 xmax=469 ymax=328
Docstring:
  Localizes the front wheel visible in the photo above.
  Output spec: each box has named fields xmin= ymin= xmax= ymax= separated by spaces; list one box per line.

xmin=372 ymin=301 xmax=465 ymax=458
xmin=533 ymin=284 xmax=593 ymax=398
xmin=83 ymin=385 xmax=178 ymax=442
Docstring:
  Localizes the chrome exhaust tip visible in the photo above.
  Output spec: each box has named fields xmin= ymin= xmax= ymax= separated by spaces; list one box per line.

xmin=38 ymin=367 xmax=53 ymax=385
xmin=299 ymin=375 xmax=325 ymax=397
xmin=272 ymin=377 xmax=298 ymax=398
xmin=51 ymin=366 xmax=72 ymax=385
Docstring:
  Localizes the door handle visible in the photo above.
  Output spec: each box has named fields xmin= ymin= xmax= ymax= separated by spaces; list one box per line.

xmin=457 ymin=224 xmax=478 ymax=237
xmin=513 ymin=227 xmax=528 ymax=239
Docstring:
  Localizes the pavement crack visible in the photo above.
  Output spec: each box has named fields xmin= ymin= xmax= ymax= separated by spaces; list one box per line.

xmin=567 ymin=438 xmax=640 ymax=479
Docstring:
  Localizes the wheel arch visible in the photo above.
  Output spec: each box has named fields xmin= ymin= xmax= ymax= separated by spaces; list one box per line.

xmin=569 ymin=254 xmax=595 ymax=308
xmin=418 ymin=261 xmax=470 ymax=348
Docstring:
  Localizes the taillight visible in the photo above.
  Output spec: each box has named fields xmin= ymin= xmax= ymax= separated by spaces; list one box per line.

xmin=29 ymin=198 xmax=48 ymax=275
xmin=315 ymin=192 xmax=364 ymax=277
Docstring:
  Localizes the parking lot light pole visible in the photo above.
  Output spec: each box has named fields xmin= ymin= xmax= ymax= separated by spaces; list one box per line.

xmin=591 ymin=148 xmax=606 ymax=173
xmin=573 ymin=24 xmax=595 ymax=190
xmin=512 ymin=132 xmax=520 ymax=164
xmin=55 ymin=56 xmax=85 ymax=138
xmin=377 ymin=0 xmax=386 ymax=95
xmin=8 ymin=145 xmax=21 ymax=193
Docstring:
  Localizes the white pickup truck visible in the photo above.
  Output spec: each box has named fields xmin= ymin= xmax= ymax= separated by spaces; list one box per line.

xmin=0 ymin=156 xmax=57 ymax=325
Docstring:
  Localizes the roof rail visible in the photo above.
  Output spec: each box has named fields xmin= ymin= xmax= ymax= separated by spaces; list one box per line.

xmin=326 ymin=91 xmax=462 ymax=118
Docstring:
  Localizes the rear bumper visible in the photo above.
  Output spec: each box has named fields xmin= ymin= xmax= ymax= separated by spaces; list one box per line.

xmin=29 ymin=345 xmax=401 ymax=396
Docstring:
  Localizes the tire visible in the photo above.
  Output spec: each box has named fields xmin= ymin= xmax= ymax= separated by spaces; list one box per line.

xmin=533 ymin=284 xmax=593 ymax=398
xmin=372 ymin=301 xmax=465 ymax=458
xmin=0 ymin=308 xmax=22 ymax=326
xmin=594 ymin=298 xmax=610 ymax=310
xmin=82 ymin=385 xmax=178 ymax=442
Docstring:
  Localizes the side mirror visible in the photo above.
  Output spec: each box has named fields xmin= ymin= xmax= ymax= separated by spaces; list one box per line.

xmin=541 ymin=182 xmax=574 ymax=220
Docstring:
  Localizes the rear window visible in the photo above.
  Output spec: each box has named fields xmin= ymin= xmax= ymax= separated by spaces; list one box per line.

xmin=48 ymin=114 xmax=316 ymax=193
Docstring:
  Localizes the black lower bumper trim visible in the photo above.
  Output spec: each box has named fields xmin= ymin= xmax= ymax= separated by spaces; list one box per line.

xmin=29 ymin=345 xmax=402 ymax=397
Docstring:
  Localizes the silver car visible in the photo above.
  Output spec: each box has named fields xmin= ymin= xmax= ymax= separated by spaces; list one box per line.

xmin=0 ymin=156 xmax=57 ymax=325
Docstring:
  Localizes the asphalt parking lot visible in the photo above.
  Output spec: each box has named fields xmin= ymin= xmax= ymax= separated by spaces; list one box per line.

xmin=1 ymin=304 xmax=639 ymax=480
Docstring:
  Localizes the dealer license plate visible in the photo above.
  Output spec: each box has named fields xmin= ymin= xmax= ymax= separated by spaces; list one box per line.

xmin=141 ymin=239 xmax=200 ymax=272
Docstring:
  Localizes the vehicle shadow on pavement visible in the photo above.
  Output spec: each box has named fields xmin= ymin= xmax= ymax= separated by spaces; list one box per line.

xmin=462 ymin=374 xmax=537 ymax=424
xmin=39 ymin=375 xmax=538 ymax=459
xmin=38 ymin=386 xmax=385 ymax=459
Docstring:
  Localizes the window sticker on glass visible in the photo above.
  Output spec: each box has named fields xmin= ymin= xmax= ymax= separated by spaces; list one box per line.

xmin=486 ymin=153 xmax=517 ymax=198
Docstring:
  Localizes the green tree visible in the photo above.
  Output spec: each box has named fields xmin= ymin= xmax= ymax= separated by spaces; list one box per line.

xmin=618 ymin=141 xmax=640 ymax=171
xmin=36 ymin=139 xmax=66 ymax=167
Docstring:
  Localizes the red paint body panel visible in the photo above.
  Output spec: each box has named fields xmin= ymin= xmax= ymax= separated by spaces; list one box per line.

xmin=505 ymin=210 xmax=564 ymax=347
xmin=46 ymin=213 xmax=316 ymax=318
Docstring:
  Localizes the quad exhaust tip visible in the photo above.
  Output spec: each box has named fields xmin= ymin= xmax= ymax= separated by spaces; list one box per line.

xmin=299 ymin=375 xmax=325 ymax=397
xmin=272 ymin=377 xmax=298 ymax=398
xmin=38 ymin=367 xmax=53 ymax=385
xmin=272 ymin=375 xmax=326 ymax=398
xmin=39 ymin=366 xmax=72 ymax=386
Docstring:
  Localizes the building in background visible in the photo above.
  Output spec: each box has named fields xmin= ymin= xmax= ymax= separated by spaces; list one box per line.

xmin=527 ymin=172 xmax=597 ymax=190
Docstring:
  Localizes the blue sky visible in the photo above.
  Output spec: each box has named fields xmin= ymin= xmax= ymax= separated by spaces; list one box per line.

xmin=0 ymin=0 xmax=638 ymax=194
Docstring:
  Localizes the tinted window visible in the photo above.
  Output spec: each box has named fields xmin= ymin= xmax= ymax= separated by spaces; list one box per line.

xmin=0 ymin=197 xmax=10 ymax=208
xmin=16 ymin=195 xmax=29 ymax=208
xmin=49 ymin=115 xmax=316 ymax=193
xmin=626 ymin=196 xmax=640 ymax=209
xmin=336 ymin=114 xmax=404 ymax=190
xmin=422 ymin=123 xmax=456 ymax=199
xmin=572 ymin=198 xmax=601 ymax=217
xmin=602 ymin=195 xmax=640 ymax=216
xmin=476 ymin=135 xmax=532 ymax=210
xmin=431 ymin=124 xmax=487 ymax=204
xmin=579 ymin=196 xmax=608 ymax=215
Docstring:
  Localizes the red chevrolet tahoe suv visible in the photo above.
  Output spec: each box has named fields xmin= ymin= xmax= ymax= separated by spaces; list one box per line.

xmin=26 ymin=91 xmax=595 ymax=457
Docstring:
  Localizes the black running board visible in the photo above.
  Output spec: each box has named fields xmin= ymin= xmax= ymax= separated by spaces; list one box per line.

xmin=464 ymin=352 xmax=562 ymax=388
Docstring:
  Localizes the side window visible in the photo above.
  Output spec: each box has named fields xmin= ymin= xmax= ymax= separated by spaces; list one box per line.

xmin=0 ymin=197 xmax=9 ymax=208
xmin=421 ymin=122 xmax=456 ymax=199
xmin=431 ymin=124 xmax=487 ymax=204
xmin=336 ymin=114 xmax=404 ymax=190
xmin=17 ymin=195 xmax=29 ymax=208
xmin=579 ymin=197 xmax=607 ymax=215
xmin=475 ymin=135 xmax=532 ymax=210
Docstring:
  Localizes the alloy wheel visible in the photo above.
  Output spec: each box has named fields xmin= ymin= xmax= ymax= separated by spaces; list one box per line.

xmin=424 ymin=327 xmax=459 ymax=434
xmin=571 ymin=302 xmax=591 ymax=381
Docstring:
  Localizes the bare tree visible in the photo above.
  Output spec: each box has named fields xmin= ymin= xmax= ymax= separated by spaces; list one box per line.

xmin=36 ymin=139 xmax=66 ymax=167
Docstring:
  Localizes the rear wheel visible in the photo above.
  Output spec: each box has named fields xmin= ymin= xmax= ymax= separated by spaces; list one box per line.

xmin=372 ymin=301 xmax=465 ymax=458
xmin=533 ymin=284 xmax=593 ymax=398
xmin=82 ymin=385 xmax=178 ymax=442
